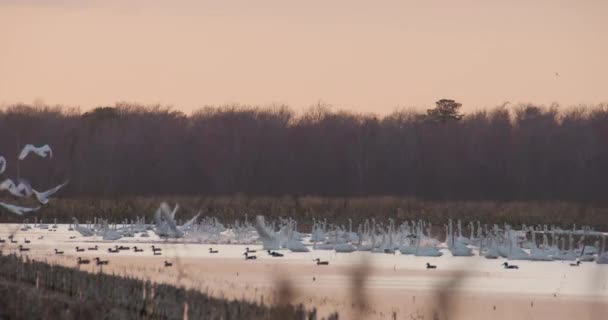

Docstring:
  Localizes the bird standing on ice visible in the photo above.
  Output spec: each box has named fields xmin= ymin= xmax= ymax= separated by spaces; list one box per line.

xmin=19 ymin=144 xmax=53 ymax=160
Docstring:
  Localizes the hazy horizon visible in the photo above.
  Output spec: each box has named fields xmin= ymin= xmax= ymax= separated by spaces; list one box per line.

xmin=1 ymin=0 xmax=607 ymax=113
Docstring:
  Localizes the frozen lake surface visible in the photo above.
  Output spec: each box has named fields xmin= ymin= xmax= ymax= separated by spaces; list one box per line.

xmin=1 ymin=223 xmax=607 ymax=319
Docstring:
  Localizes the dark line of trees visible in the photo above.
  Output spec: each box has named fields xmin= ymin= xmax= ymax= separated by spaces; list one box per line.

xmin=1 ymin=100 xmax=607 ymax=202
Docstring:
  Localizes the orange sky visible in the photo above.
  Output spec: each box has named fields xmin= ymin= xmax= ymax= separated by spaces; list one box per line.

xmin=1 ymin=0 xmax=607 ymax=114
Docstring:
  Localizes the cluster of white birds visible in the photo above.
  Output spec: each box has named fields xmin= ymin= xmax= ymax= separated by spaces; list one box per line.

xmin=0 ymin=144 xmax=68 ymax=215
xmin=305 ymin=217 xmax=608 ymax=264
xmin=67 ymin=202 xmax=201 ymax=241
xmin=58 ymin=205 xmax=608 ymax=265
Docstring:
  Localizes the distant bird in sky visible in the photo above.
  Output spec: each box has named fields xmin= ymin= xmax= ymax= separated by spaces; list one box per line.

xmin=0 ymin=156 xmax=6 ymax=174
xmin=0 ymin=201 xmax=40 ymax=215
xmin=556 ymin=72 xmax=560 ymax=77
xmin=19 ymin=144 xmax=53 ymax=160
xmin=33 ymin=181 xmax=69 ymax=205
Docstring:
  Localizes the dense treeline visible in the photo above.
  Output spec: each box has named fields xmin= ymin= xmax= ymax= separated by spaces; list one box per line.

xmin=1 ymin=101 xmax=607 ymax=201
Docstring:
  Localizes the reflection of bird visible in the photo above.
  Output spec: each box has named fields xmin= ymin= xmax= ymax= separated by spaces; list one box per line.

xmin=19 ymin=144 xmax=53 ymax=160
xmin=33 ymin=181 xmax=69 ymax=204
xmin=0 ymin=156 xmax=6 ymax=174
xmin=0 ymin=201 xmax=40 ymax=215
xmin=556 ymin=72 xmax=560 ymax=77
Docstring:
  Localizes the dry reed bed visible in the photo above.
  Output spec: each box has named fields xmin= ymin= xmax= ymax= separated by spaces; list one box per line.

xmin=0 ymin=253 xmax=338 ymax=320
xmin=4 ymin=196 xmax=607 ymax=231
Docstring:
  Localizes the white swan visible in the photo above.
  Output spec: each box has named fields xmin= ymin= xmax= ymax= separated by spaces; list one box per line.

xmin=254 ymin=215 xmax=281 ymax=250
xmin=334 ymin=242 xmax=357 ymax=253
xmin=0 ymin=201 xmax=40 ymax=215
xmin=72 ymin=218 xmax=95 ymax=236
xmin=284 ymin=221 xmax=309 ymax=252
xmin=19 ymin=144 xmax=53 ymax=160
xmin=101 ymin=222 xmax=123 ymax=241
xmin=0 ymin=156 xmax=6 ymax=174
xmin=398 ymin=234 xmax=416 ymax=255
xmin=596 ymin=236 xmax=608 ymax=264
xmin=0 ymin=179 xmax=24 ymax=197
xmin=414 ymin=224 xmax=442 ymax=257
xmin=153 ymin=202 xmax=184 ymax=238
xmin=447 ymin=220 xmax=473 ymax=256
xmin=0 ymin=178 xmax=33 ymax=197
xmin=483 ymin=241 xmax=500 ymax=259
xmin=528 ymin=230 xmax=552 ymax=261
xmin=551 ymin=236 xmax=577 ymax=261
xmin=498 ymin=226 xmax=530 ymax=260
xmin=33 ymin=181 xmax=69 ymax=204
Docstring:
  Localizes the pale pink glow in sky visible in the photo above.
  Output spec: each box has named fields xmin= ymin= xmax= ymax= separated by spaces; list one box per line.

xmin=1 ymin=0 xmax=606 ymax=113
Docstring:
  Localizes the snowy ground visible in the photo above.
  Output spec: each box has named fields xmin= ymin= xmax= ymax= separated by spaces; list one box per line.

xmin=1 ymin=223 xmax=607 ymax=319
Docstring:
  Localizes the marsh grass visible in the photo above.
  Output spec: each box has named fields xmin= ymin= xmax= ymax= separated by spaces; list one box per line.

xmin=0 ymin=252 xmax=338 ymax=320
xmin=3 ymin=196 xmax=606 ymax=231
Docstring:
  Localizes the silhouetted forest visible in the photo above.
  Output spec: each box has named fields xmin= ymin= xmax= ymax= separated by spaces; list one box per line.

xmin=1 ymin=100 xmax=607 ymax=202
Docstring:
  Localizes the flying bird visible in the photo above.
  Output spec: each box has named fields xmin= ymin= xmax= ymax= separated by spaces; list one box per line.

xmin=19 ymin=144 xmax=53 ymax=160
xmin=33 ymin=181 xmax=69 ymax=205
xmin=0 ymin=178 xmax=33 ymax=197
xmin=0 ymin=202 xmax=40 ymax=215
xmin=16 ymin=179 xmax=33 ymax=197
xmin=0 ymin=156 xmax=6 ymax=174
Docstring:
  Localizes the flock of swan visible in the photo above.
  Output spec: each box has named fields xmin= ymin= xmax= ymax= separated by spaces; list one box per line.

xmin=0 ymin=144 xmax=68 ymax=215
xmin=2 ymin=144 xmax=606 ymax=266
xmin=16 ymin=201 xmax=607 ymax=265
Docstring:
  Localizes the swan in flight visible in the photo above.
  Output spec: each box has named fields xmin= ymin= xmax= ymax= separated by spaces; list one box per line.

xmin=152 ymin=202 xmax=197 ymax=238
xmin=0 ymin=156 xmax=5 ymax=174
xmin=254 ymin=215 xmax=281 ymax=250
xmin=0 ymin=178 xmax=33 ymax=197
xmin=0 ymin=202 xmax=40 ymax=215
xmin=33 ymin=181 xmax=69 ymax=204
xmin=19 ymin=144 xmax=53 ymax=160
xmin=153 ymin=203 xmax=178 ymax=237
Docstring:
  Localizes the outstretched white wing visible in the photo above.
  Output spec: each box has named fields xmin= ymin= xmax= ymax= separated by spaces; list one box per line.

xmin=19 ymin=144 xmax=53 ymax=160
xmin=0 ymin=156 xmax=6 ymax=174
xmin=0 ymin=179 xmax=25 ymax=197
xmin=160 ymin=203 xmax=183 ymax=237
xmin=18 ymin=145 xmax=34 ymax=160
xmin=0 ymin=179 xmax=15 ymax=191
xmin=16 ymin=179 xmax=33 ymax=197
xmin=0 ymin=201 xmax=40 ymax=215
xmin=33 ymin=181 xmax=69 ymax=204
